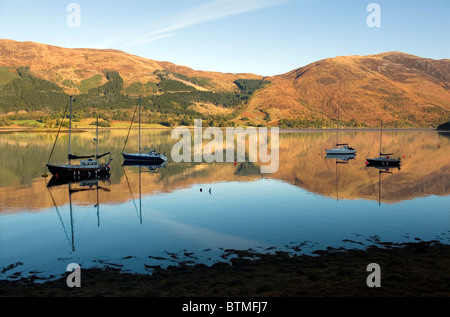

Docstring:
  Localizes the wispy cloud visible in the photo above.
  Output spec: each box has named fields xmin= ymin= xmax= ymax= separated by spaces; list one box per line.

xmin=97 ymin=0 xmax=287 ymax=48
xmin=124 ymin=33 xmax=176 ymax=47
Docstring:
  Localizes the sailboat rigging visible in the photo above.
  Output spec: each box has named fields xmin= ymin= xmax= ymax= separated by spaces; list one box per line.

xmin=122 ymin=96 xmax=168 ymax=164
xmin=46 ymin=96 xmax=112 ymax=178
xmin=366 ymin=120 xmax=401 ymax=167
xmin=326 ymin=106 xmax=356 ymax=155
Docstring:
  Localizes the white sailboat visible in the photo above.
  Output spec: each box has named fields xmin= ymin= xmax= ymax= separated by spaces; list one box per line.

xmin=326 ymin=106 xmax=356 ymax=155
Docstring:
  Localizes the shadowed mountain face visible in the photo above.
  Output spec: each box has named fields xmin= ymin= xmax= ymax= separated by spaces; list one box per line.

xmin=0 ymin=40 xmax=449 ymax=127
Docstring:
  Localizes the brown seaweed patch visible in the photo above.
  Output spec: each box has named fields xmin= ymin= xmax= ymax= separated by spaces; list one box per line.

xmin=1 ymin=262 xmax=23 ymax=274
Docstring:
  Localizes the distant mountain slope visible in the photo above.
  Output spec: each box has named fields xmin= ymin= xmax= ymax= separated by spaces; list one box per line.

xmin=247 ymin=52 xmax=450 ymax=127
xmin=0 ymin=40 xmax=449 ymax=127
xmin=0 ymin=40 xmax=268 ymax=125
xmin=0 ymin=39 xmax=261 ymax=95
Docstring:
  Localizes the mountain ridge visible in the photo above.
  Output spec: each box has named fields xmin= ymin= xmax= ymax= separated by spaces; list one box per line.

xmin=0 ymin=39 xmax=449 ymax=128
xmin=249 ymin=51 xmax=450 ymax=127
xmin=0 ymin=39 xmax=262 ymax=94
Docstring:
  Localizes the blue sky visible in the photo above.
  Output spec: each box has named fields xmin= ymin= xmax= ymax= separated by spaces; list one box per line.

xmin=0 ymin=0 xmax=448 ymax=75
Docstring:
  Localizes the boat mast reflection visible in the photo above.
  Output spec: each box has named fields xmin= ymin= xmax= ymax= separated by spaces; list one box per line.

xmin=325 ymin=153 xmax=355 ymax=201
xmin=46 ymin=175 xmax=111 ymax=252
xmin=122 ymin=162 xmax=166 ymax=224
xmin=366 ymin=165 xmax=400 ymax=206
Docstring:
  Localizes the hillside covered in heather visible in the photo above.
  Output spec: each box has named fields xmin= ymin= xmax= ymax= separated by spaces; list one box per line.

xmin=0 ymin=40 xmax=449 ymax=128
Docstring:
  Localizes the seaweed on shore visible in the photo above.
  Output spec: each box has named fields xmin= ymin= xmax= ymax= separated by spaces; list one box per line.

xmin=1 ymin=241 xmax=449 ymax=297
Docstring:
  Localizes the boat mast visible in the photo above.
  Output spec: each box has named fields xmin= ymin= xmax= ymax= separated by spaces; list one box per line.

xmin=68 ymin=96 xmax=73 ymax=166
xmin=96 ymin=116 xmax=99 ymax=159
xmin=380 ymin=120 xmax=383 ymax=156
xmin=138 ymin=96 xmax=141 ymax=154
xmin=336 ymin=106 xmax=339 ymax=146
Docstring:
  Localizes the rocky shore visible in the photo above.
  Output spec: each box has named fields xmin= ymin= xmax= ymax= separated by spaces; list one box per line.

xmin=1 ymin=241 xmax=449 ymax=297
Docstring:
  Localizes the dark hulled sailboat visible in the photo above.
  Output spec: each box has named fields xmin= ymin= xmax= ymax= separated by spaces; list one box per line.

xmin=46 ymin=96 xmax=112 ymax=178
xmin=366 ymin=121 xmax=401 ymax=167
xmin=122 ymin=97 xmax=167 ymax=165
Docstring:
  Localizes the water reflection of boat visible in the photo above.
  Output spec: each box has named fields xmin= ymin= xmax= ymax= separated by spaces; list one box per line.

xmin=366 ymin=165 xmax=399 ymax=206
xmin=325 ymin=153 xmax=356 ymax=162
xmin=122 ymin=97 xmax=167 ymax=165
xmin=46 ymin=96 xmax=112 ymax=177
xmin=366 ymin=120 xmax=401 ymax=167
xmin=326 ymin=105 xmax=356 ymax=156
xmin=122 ymin=160 xmax=166 ymax=172
xmin=326 ymin=146 xmax=356 ymax=155
xmin=47 ymin=175 xmax=111 ymax=251
xmin=122 ymin=162 xmax=165 ymax=224
xmin=47 ymin=174 xmax=111 ymax=188
xmin=325 ymin=154 xmax=353 ymax=201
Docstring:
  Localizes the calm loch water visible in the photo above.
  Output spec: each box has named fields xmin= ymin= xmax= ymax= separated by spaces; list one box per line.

xmin=1 ymin=129 xmax=449 ymax=281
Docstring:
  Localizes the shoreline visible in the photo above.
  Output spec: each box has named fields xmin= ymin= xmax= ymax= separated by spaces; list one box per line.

xmin=0 ymin=126 xmax=446 ymax=133
xmin=1 ymin=240 xmax=449 ymax=297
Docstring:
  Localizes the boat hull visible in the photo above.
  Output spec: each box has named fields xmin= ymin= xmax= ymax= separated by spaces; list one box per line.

xmin=122 ymin=160 xmax=166 ymax=169
xmin=47 ymin=163 xmax=111 ymax=177
xmin=326 ymin=149 xmax=356 ymax=155
xmin=122 ymin=153 xmax=167 ymax=164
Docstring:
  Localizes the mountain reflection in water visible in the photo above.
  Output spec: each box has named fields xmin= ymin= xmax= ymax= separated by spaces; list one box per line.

xmin=0 ymin=129 xmax=449 ymax=280
xmin=0 ymin=129 xmax=448 ymax=212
